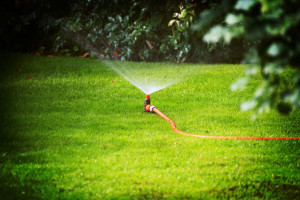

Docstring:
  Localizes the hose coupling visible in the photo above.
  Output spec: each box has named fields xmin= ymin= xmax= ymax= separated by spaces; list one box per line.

xmin=145 ymin=104 xmax=156 ymax=112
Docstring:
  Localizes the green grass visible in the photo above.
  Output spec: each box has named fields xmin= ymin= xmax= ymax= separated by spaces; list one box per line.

xmin=0 ymin=53 xmax=299 ymax=199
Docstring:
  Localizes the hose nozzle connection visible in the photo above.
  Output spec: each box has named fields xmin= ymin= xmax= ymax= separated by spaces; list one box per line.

xmin=144 ymin=94 xmax=156 ymax=112
xmin=145 ymin=104 xmax=156 ymax=112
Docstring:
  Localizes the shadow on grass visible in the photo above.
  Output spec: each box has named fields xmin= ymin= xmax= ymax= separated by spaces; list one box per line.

xmin=209 ymin=181 xmax=300 ymax=199
xmin=0 ymin=52 xmax=57 ymax=199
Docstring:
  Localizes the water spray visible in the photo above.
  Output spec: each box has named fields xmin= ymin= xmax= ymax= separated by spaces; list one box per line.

xmin=144 ymin=94 xmax=300 ymax=140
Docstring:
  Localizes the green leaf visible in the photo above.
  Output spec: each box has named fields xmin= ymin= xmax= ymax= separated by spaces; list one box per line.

xmin=90 ymin=51 xmax=98 ymax=58
xmin=179 ymin=5 xmax=183 ymax=12
xmin=173 ymin=39 xmax=178 ymax=45
xmin=183 ymin=45 xmax=190 ymax=54
xmin=284 ymin=88 xmax=300 ymax=107
xmin=240 ymin=100 xmax=257 ymax=111
xmin=108 ymin=17 xmax=115 ymax=23
xmin=184 ymin=21 xmax=189 ymax=28
xmin=183 ymin=31 xmax=188 ymax=39
xmin=116 ymin=15 xmax=122 ymax=23
xmin=203 ymin=25 xmax=224 ymax=43
xmin=263 ymin=62 xmax=282 ymax=74
xmin=245 ymin=65 xmax=259 ymax=76
xmin=111 ymin=24 xmax=119 ymax=31
xmin=225 ymin=14 xmax=243 ymax=25
xmin=260 ymin=0 xmax=282 ymax=13
xmin=258 ymin=99 xmax=271 ymax=114
xmin=131 ymin=30 xmax=137 ymax=36
xmin=172 ymin=13 xmax=178 ymax=18
xmin=168 ymin=20 xmax=176 ymax=27
xmin=140 ymin=8 xmax=147 ymax=16
xmin=175 ymin=21 xmax=184 ymax=32
xmin=178 ymin=50 xmax=183 ymax=59
xmin=230 ymin=77 xmax=249 ymax=91
xmin=143 ymin=49 xmax=149 ymax=59
xmin=112 ymin=42 xmax=118 ymax=49
xmin=235 ymin=0 xmax=257 ymax=11
xmin=159 ymin=44 xmax=167 ymax=52
xmin=73 ymin=45 xmax=79 ymax=52
xmin=123 ymin=16 xmax=129 ymax=25
xmin=223 ymin=28 xmax=234 ymax=44
xmin=267 ymin=43 xmax=280 ymax=57
xmin=245 ymin=48 xmax=260 ymax=64
xmin=126 ymin=47 xmax=132 ymax=58
xmin=177 ymin=25 xmax=184 ymax=32
xmin=104 ymin=23 xmax=112 ymax=32
xmin=254 ymin=87 xmax=266 ymax=98
xmin=180 ymin=9 xmax=187 ymax=19
xmin=192 ymin=10 xmax=215 ymax=31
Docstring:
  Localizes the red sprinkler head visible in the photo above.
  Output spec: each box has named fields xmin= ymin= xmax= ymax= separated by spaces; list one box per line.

xmin=144 ymin=94 xmax=150 ymax=112
xmin=144 ymin=94 xmax=150 ymax=111
xmin=145 ymin=94 xmax=150 ymax=100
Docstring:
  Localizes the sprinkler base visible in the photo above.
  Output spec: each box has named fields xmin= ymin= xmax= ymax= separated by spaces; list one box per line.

xmin=145 ymin=104 xmax=156 ymax=112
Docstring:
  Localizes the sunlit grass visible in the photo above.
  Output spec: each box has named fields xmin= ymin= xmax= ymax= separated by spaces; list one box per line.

xmin=0 ymin=53 xmax=299 ymax=199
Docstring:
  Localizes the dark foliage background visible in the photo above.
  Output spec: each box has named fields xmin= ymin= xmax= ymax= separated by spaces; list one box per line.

xmin=0 ymin=0 xmax=244 ymax=63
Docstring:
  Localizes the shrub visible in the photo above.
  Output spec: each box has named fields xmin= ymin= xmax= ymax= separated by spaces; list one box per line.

xmin=193 ymin=0 xmax=300 ymax=115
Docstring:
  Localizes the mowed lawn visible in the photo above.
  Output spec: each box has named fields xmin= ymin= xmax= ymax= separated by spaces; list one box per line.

xmin=0 ymin=53 xmax=299 ymax=199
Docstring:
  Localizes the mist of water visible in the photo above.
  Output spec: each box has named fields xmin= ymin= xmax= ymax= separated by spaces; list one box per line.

xmin=64 ymin=29 xmax=193 ymax=94
xmin=104 ymin=61 xmax=181 ymax=94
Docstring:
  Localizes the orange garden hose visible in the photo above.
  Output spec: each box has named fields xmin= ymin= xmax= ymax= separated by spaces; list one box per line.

xmin=152 ymin=107 xmax=300 ymax=140
xmin=144 ymin=98 xmax=300 ymax=140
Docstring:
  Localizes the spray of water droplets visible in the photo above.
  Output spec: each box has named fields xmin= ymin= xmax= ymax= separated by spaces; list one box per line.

xmin=63 ymin=28 xmax=196 ymax=94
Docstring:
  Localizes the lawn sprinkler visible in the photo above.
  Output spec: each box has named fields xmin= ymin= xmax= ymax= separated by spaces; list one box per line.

xmin=144 ymin=94 xmax=156 ymax=113
xmin=143 ymin=94 xmax=300 ymax=140
xmin=144 ymin=94 xmax=151 ymax=112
